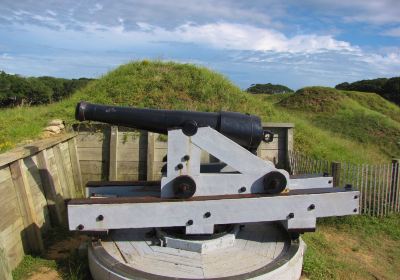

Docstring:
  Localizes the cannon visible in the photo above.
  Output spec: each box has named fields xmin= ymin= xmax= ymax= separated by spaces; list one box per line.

xmin=68 ymin=102 xmax=359 ymax=280
xmin=76 ymin=101 xmax=272 ymax=151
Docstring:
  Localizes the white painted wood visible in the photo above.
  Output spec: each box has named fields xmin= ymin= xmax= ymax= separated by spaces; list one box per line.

xmin=289 ymin=176 xmax=333 ymax=190
xmin=191 ymin=127 xmax=274 ymax=174
xmin=69 ymin=190 xmax=359 ymax=232
xmin=88 ymin=222 xmax=304 ymax=279
xmin=161 ymin=128 xmax=290 ymax=197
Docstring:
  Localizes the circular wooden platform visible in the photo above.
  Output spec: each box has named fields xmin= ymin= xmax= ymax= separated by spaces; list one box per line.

xmin=88 ymin=222 xmax=305 ymax=280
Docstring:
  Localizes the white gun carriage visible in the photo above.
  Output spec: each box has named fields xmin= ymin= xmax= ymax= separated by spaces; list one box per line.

xmin=68 ymin=102 xmax=359 ymax=279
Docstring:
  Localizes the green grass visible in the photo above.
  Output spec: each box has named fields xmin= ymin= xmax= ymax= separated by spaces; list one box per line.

xmin=12 ymin=226 xmax=91 ymax=280
xmin=12 ymin=255 xmax=57 ymax=280
xmin=303 ymin=214 xmax=400 ymax=280
xmin=1 ymin=61 xmax=399 ymax=164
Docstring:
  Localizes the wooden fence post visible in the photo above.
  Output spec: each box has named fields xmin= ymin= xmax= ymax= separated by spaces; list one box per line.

xmin=68 ymin=137 xmax=84 ymax=197
xmin=109 ymin=126 xmax=118 ymax=181
xmin=391 ymin=159 xmax=399 ymax=207
xmin=10 ymin=160 xmax=45 ymax=254
xmin=331 ymin=161 xmax=341 ymax=187
xmin=147 ymin=132 xmax=156 ymax=181
xmin=285 ymin=127 xmax=294 ymax=172
xmin=53 ymin=144 xmax=73 ymax=198
xmin=37 ymin=150 xmax=65 ymax=226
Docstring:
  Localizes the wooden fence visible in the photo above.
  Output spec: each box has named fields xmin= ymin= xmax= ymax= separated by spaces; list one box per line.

xmin=0 ymin=134 xmax=83 ymax=278
xmin=289 ymin=151 xmax=400 ymax=216
xmin=73 ymin=123 xmax=294 ymax=183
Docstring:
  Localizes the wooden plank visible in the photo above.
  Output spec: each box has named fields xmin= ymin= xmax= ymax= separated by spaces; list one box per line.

xmin=377 ymin=164 xmax=382 ymax=216
xmin=77 ymin=147 xmax=108 ymax=161
xmin=36 ymin=150 xmax=64 ymax=226
xmin=117 ymin=148 xmax=147 ymax=162
xmin=372 ymin=165 xmax=378 ymax=216
xmin=0 ymin=133 xmax=76 ymax=168
xmin=53 ymin=144 xmax=73 ymax=198
xmin=258 ymin=137 xmax=282 ymax=150
xmin=0 ymin=193 xmax=20 ymax=230
xmin=286 ymin=128 xmax=293 ymax=171
xmin=117 ymin=161 xmax=146 ymax=175
xmin=79 ymin=161 xmax=107 ymax=175
xmin=0 ymin=167 xmax=12 ymax=184
xmin=147 ymin=132 xmax=155 ymax=181
xmin=0 ymin=218 xmax=24 ymax=269
xmin=330 ymin=162 xmax=341 ymax=188
xmin=118 ymin=174 xmax=140 ymax=181
xmin=63 ymin=148 xmax=76 ymax=199
xmin=263 ymin=122 xmax=294 ymax=128
xmin=75 ymin=133 xmax=107 ymax=148
xmin=109 ymin=126 xmax=118 ymax=181
xmin=118 ymin=131 xmax=145 ymax=148
xmin=0 ymin=177 xmax=16 ymax=206
xmin=9 ymin=159 xmax=44 ymax=254
xmin=0 ymin=242 xmax=12 ymax=280
xmin=81 ymin=174 xmax=103 ymax=185
xmin=390 ymin=160 xmax=399 ymax=211
xmin=68 ymin=138 xmax=84 ymax=197
xmin=154 ymin=141 xmax=168 ymax=149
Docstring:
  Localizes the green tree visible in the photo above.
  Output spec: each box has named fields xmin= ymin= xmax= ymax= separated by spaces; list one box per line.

xmin=246 ymin=83 xmax=293 ymax=94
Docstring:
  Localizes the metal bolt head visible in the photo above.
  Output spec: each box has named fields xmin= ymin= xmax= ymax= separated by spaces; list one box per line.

xmin=239 ymin=186 xmax=246 ymax=193
xmin=204 ymin=212 xmax=211 ymax=218
xmin=77 ymin=224 xmax=84 ymax=230
xmin=187 ymin=219 xmax=193 ymax=226
xmin=96 ymin=215 xmax=104 ymax=221
xmin=288 ymin=213 xmax=294 ymax=219
xmin=308 ymin=204 xmax=315 ymax=211
xmin=176 ymin=163 xmax=184 ymax=170
xmin=183 ymin=155 xmax=190 ymax=161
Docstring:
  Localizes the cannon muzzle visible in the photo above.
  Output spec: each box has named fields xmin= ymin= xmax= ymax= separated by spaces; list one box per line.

xmin=76 ymin=101 xmax=265 ymax=150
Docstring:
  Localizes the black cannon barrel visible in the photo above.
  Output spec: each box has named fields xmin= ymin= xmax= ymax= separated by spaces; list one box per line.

xmin=76 ymin=101 xmax=264 ymax=150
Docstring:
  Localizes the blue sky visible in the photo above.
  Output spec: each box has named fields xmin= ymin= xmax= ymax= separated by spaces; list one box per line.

xmin=0 ymin=1 xmax=399 ymax=90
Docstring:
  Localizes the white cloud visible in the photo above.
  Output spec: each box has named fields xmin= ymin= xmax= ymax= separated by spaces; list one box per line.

xmin=80 ymin=21 xmax=355 ymax=53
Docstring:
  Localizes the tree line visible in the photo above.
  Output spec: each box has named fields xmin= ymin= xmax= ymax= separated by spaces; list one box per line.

xmin=335 ymin=77 xmax=400 ymax=105
xmin=246 ymin=83 xmax=294 ymax=94
xmin=0 ymin=71 xmax=94 ymax=107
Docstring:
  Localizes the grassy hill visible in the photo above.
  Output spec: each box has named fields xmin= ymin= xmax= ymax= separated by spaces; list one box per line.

xmin=1 ymin=60 xmax=399 ymax=163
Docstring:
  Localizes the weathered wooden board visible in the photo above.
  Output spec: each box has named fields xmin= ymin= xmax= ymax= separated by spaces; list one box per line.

xmin=78 ymin=147 xmax=108 ymax=161
xmin=68 ymin=138 xmax=84 ymax=197
xmin=0 ymin=166 xmax=12 ymax=184
xmin=79 ymin=161 xmax=108 ymax=175
xmin=0 ymin=218 xmax=25 ymax=269
xmin=75 ymin=133 xmax=109 ymax=148
xmin=10 ymin=159 xmax=44 ymax=254
xmin=117 ymin=161 xmax=146 ymax=175
xmin=117 ymin=148 xmax=147 ymax=162
xmin=0 ymin=134 xmax=76 ymax=168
